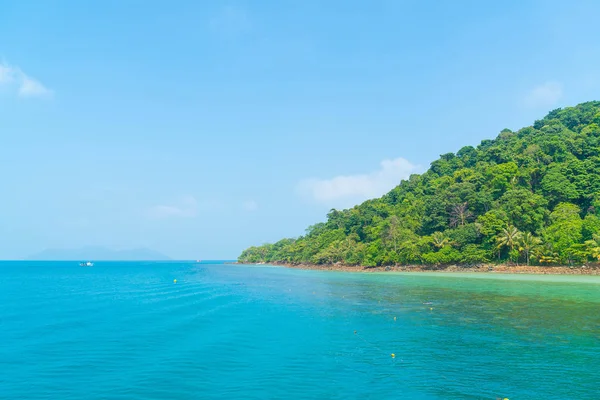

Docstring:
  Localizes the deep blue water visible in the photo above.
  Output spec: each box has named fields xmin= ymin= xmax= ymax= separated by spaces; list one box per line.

xmin=1 ymin=261 xmax=599 ymax=399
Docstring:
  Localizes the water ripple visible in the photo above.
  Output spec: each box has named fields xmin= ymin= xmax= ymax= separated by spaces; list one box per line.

xmin=0 ymin=261 xmax=599 ymax=399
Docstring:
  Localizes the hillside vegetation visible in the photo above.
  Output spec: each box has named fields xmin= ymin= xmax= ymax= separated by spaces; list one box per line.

xmin=239 ymin=102 xmax=600 ymax=267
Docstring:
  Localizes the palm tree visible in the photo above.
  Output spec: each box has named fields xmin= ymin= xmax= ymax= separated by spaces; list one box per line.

xmin=518 ymin=232 xmax=542 ymax=266
xmin=496 ymin=225 xmax=522 ymax=263
xmin=585 ymin=234 xmax=600 ymax=261
xmin=430 ymin=231 xmax=450 ymax=249
xmin=536 ymin=243 xmax=559 ymax=265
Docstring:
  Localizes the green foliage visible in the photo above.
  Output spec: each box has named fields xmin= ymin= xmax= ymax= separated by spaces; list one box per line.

xmin=460 ymin=244 xmax=491 ymax=264
xmin=582 ymin=214 xmax=600 ymax=241
xmin=430 ymin=231 xmax=450 ymax=249
xmin=497 ymin=189 xmax=548 ymax=233
xmin=543 ymin=203 xmax=583 ymax=264
xmin=541 ymin=165 xmax=579 ymax=206
xmin=496 ymin=225 xmax=522 ymax=263
xmin=421 ymin=246 xmax=462 ymax=265
xmin=518 ymin=232 xmax=542 ymax=266
xmin=238 ymin=101 xmax=600 ymax=266
xmin=584 ymin=234 xmax=600 ymax=261
xmin=447 ymin=224 xmax=480 ymax=249
xmin=477 ymin=210 xmax=508 ymax=239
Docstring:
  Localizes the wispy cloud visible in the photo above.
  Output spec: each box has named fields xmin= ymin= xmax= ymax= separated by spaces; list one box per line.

xmin=208 ymin=5 xmax=252 ymax=36
xmin=297 ymin=158 xmax=420 ymax=208
xmin=242 ymin=200 xmax=258 ymax=212
xmin=0 ymin=64 xmax=14 ymax=84
xmin=522 ymin=81 xmax=562 ymax=109
xmin=0 ymin=61 xmax=52 ymax=98
xmin=146 ymin=196 xmax=199 ymax=219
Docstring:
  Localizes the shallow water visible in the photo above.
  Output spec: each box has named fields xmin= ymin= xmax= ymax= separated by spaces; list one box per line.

xmin=1 ymin=261 xmax=599 ymax=399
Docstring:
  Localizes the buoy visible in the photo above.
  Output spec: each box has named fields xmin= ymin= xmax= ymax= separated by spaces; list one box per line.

xmin=393 ymin=316 xmax=397 ymax=321
xmin=173 ymin=279 xmax=177 ymax=284
xmin=430 ymin=308 xmax=433 ymax=311
xmin=391 ymin=353 xmax=395 ymax=358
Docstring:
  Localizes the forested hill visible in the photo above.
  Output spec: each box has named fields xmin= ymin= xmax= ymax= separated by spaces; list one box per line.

xmin=239 ymin=101 xmax=600 ymax=267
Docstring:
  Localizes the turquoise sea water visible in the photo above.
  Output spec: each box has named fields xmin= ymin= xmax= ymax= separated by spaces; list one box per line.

xmin=1 ymin=261 xmax=599 ymax=399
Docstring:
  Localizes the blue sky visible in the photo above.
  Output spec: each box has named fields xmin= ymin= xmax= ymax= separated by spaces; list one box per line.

xmin=1 ymin=0 xmax=599 ymax=259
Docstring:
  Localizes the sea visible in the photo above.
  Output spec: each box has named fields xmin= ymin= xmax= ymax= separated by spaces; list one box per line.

xmin=1 ymin=261 xmax=599 ymax=399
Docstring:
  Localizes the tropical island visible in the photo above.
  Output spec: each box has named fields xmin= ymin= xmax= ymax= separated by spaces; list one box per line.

xmin=239 ymin=102 xmax=600 ymax=274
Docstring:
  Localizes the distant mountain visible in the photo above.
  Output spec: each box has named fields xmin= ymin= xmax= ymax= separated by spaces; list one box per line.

xmin=27 ymin=246 xmax=171 ymax=261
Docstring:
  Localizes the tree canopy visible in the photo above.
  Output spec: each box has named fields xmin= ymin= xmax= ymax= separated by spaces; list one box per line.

xmin=239 ymin=101 xmax=600 ymax=267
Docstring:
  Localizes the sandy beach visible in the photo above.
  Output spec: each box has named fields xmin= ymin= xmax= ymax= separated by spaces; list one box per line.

xmin=236 ymin=262 xmax=600 ymax=275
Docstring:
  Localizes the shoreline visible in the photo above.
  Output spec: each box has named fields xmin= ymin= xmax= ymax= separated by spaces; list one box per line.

xmin=232 ymin=262 xmax=600 ymax=275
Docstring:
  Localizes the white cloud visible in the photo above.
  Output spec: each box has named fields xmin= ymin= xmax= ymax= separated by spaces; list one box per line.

xmin=0 ymin=61 xmax=52 ymax=98
xmin=209 ymin=5 xmax=251 ymax=35
xmin=242 ymin=200 xmax=258 ymax=212
xmin=522 ymin=81 xmax=562 ymax=108
xmin=297 ymin=157 xmax=420 ymax=208
xmin=19 ymin=75 xmax=52 ymax=98
xmin=146 ymin=196 xmax=199 ymax=219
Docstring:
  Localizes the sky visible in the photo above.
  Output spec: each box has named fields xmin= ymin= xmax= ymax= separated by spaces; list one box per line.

xmin=1 ymin=0 xmax=600 ymax=260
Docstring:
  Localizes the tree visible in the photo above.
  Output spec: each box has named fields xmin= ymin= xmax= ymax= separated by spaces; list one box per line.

xmin=541 ymin=165 xmax=579 ymax=207
xmin=238 ymin=102 xmax=600 ymax=268
xmin=487 ymin=162 xmax=518 ymax=195
xmin=312 ymin=240 xmax=345 ymax=264
xmin=460 ymin=244 xmax=490 ymax=264
xmin=496 ymin=226 xmax=522 ymax=263
xmin=449 ymin=202 xmax=473 ymax=227
xmin=398 ymin=238 xmax=422 ymax=264
xmin=447 ymin=223 xmax=481 ymax=250
xmin=382 ymin=215 xmax=402 ymax=252
xmin=430 ymin=231 xmax=450 ymax=249
xmin=544 ymin=203 xmax=583 ymax=264
xmin=536 ymin=243 xmax=560 ymax=264
xmin=477 ymin=209 xmax=508 ymax=245
xmin=582 ymin=214 xmax=600 ymax=241
xmin=421 ymin=246 xmax=462 ymax=265
xmin=497 ymin=189 xmax=548 ymax=233
xmin=584 ymin=234 xmax=600 ymax=261
xmin=518 ymin=232 xmax=542 ymax=265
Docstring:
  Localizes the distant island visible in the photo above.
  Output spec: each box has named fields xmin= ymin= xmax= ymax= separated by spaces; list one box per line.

xmin=27 ymin=246 xmax=171 ymax=261
xmin=239 ymin=101 xmax=600 ymax=273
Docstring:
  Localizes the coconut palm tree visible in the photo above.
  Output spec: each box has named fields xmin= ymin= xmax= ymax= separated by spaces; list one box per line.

xmin=536 ymin=242 xmax=560 ymax=265
xmin=430 ymin=231 xmax=450 ymax=249
xmin=518 ymin=232 xmax=542 ymax=266
xmin=496 ymin=225 xmax=522 ymax=263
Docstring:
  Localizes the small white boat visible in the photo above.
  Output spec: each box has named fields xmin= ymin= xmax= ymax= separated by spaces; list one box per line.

xmin=80 ymin=261 xmax=94 ymax=267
